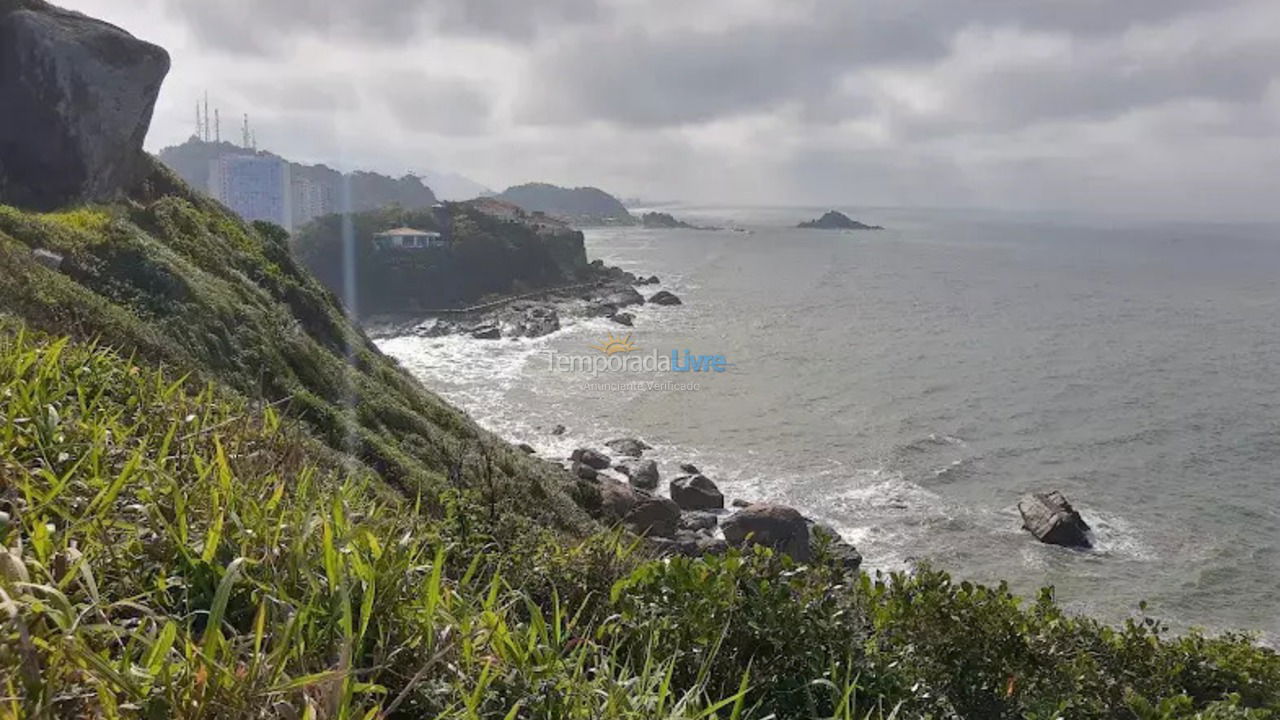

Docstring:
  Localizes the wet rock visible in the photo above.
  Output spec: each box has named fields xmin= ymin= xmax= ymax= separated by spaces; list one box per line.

xmin=623 ymin=496 xmax=680 ymax=538
xmin=670 ymin=474 xmax=725 ymax=511
xmin=679 ymin=511 xmax=718 ymax=533
xmin=470 ymin=324 xmax=501 ymax=340
xmin=550 ymin=424 xmax=566 ymax=436
xmin=572 ymin=448 xmax=612 ymax=470
xmin=627 ymin=459 xmax=660 ymax=491
xmin=572 ymin=462 xmax=598 ymax=481
xmin=517 ymin=443 xmax=536 ymax=455
xmin=722 ymin=503 xmax=811 ymax=562
xmin=606 ymin=437 xmax=651 ymax=458
xmin=1019 ymin=491 xmax=1092 ymax=548
xmin=1 ymin=0 xmax=170 ymax=210
xmin=598 ymin=480 xmax=640 ymax=521
xmin=649 ymin=290 xmax=683 ymax=306
xmin=610 ymin=312 xmax=634 ymax=327
xmin=731 ymin=498 xmax=751 ymax=509
xmin=679 ymin=463 xmax=701 ymax=474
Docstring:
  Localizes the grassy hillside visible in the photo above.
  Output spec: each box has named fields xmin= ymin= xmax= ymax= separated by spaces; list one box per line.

xmin=1 ymin=161 xmax=1279 ymax=719
xmin=0 ymin=158 xmax=590 ymax=532
xmin=3 ymin=326 xmax=1279 ymax=719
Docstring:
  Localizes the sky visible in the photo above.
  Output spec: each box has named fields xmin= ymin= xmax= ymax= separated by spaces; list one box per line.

xmin=61 ymin=0 xmax=1280 ymax=220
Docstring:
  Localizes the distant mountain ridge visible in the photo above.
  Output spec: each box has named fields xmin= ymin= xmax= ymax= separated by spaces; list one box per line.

xmin=497 ymin=182 xmax=635 ymax=226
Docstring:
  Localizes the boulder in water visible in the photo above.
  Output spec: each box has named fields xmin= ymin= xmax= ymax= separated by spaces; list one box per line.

xmin=721 ymin=503 xmax=811 ymax=562
xmin=606 ymin=437 xmax=650 ymax=458
xmin=670 ymin=474 xmax=724 ymax=511
xmin=1 ymin=0 xmax=170 ymax=210
xmin=573 ymin=448 xmax=611 ymax=470
xmin=1018 ymin=491 xmax=1092 ymax=548
xmin=649 ymin=290 xmax=683 ymax=306
xmin=627 ymin=459 xmax=660 ymax=491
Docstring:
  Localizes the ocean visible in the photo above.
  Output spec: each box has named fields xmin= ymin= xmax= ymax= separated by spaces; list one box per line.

xmin=377 ymin=205 xmax=1280 ymax=640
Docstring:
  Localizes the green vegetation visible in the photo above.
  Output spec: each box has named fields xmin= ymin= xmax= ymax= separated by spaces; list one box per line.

xmin=0 ymin=159 xmax=588 ymax=533
xmin=1 ymin=163 xmax=1278 ymax=718
xmin=3 ymin=325 xmax=1280 ymax=718
xmin=292 ymin=204 xmax=589 ymax=315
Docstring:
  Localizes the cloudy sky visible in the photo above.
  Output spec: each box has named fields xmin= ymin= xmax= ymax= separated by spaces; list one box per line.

xmin=63 ymin=0 xmax=1280 ymax=219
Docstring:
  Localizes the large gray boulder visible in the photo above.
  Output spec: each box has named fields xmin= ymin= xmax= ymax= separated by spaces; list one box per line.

xmin=1 ymin=0 xmax=170 ymax=210
xmin=571 ymin=448 xmax=612 ymax=470
xmin=1018 ymin=491 xmax=1092 ymax=548
xmin=721 ymin=503 xmax=811 ymax=562
xmin=627 ymin=459 xmax=660 ymax=491
xmin=623 ymin=496 xmax=680 ymax=538
xmin=670 ymin=474 xmax=724 ymax=511
xmin=598 ymin=480 xmax=640 ymax=521
xmin=606 ymin=437 xmax=651 ymax=458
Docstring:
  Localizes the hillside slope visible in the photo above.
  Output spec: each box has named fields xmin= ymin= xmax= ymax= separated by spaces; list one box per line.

xmin=0 ymin=158 xmax=590 ymax=531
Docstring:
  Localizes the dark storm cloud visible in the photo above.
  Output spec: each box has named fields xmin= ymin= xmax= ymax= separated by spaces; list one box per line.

xmin=163 ymin=0 xmax=427 ymax=54
xmin=163 ymin=0 xmax=602 ymax=54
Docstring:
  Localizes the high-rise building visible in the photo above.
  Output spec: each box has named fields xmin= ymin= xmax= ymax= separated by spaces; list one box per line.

xmin=291 ymin=175 xmax=337 ymax=229
xmin=209 ymin=154 xmax=292 ymax=229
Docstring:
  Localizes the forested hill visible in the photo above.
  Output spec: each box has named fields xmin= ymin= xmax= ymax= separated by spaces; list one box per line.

xmin=497 ymin=181 xmax=635 ymax=225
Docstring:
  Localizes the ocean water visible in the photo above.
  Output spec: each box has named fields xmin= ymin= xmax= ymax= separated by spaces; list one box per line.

xmin=378 ymin=206 xmax=1280 ymax=640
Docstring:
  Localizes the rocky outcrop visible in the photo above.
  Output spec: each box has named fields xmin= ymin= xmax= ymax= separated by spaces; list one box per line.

xmin=623 ymin=496 xmax=680 ymax=538
xmin=571 ymin=448 xmax=612 ymax=470
xmin=606 ymin=437 xmax=650 ymax=458
xmin=598 ymin=480 xmax=640 ymax=521
xmin=798 ymin=211 xmax=883 ymax=231
xmin=649 ymin=291 xmax=683 ymax=306
xmin=1 ymin=0 xmax=170 ymax=210
xmin=722 ymin=503 xmax=812 ymax=562
xmin=610 ymin=312 xmax=634 ymax=327
xmin=670 ymin=474 xmax=724 ymax=511
xmin=626 ymin=459 xmax=660 ymax=491
xmin=1019 ymin=491 xmax=1092 ymax=548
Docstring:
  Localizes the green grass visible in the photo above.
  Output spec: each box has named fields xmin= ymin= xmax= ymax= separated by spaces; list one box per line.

xmin=0 ymin=158 xmax=589 ymax=534
xmin=1 ymin=325 xmax=1278 ymax=719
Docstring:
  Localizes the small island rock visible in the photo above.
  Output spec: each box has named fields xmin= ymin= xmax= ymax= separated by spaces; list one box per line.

xmin=798 ymin=211 xmax=883 ymax=231
xmin=1018 ymin=491 xmax=1092 ymax=548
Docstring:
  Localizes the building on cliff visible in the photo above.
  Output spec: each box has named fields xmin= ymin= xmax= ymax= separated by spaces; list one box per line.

xmin=209 ymin=153 xmax=292 ymax=229
xmin=373 ymin=227 xmax=447 ymax=250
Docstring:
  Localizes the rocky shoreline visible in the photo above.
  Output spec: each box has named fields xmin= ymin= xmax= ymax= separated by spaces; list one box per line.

xmin=366 ymin=262 xmax=680 ymax=342
xmin=518 ymin=435 xmax=868 ymax=569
